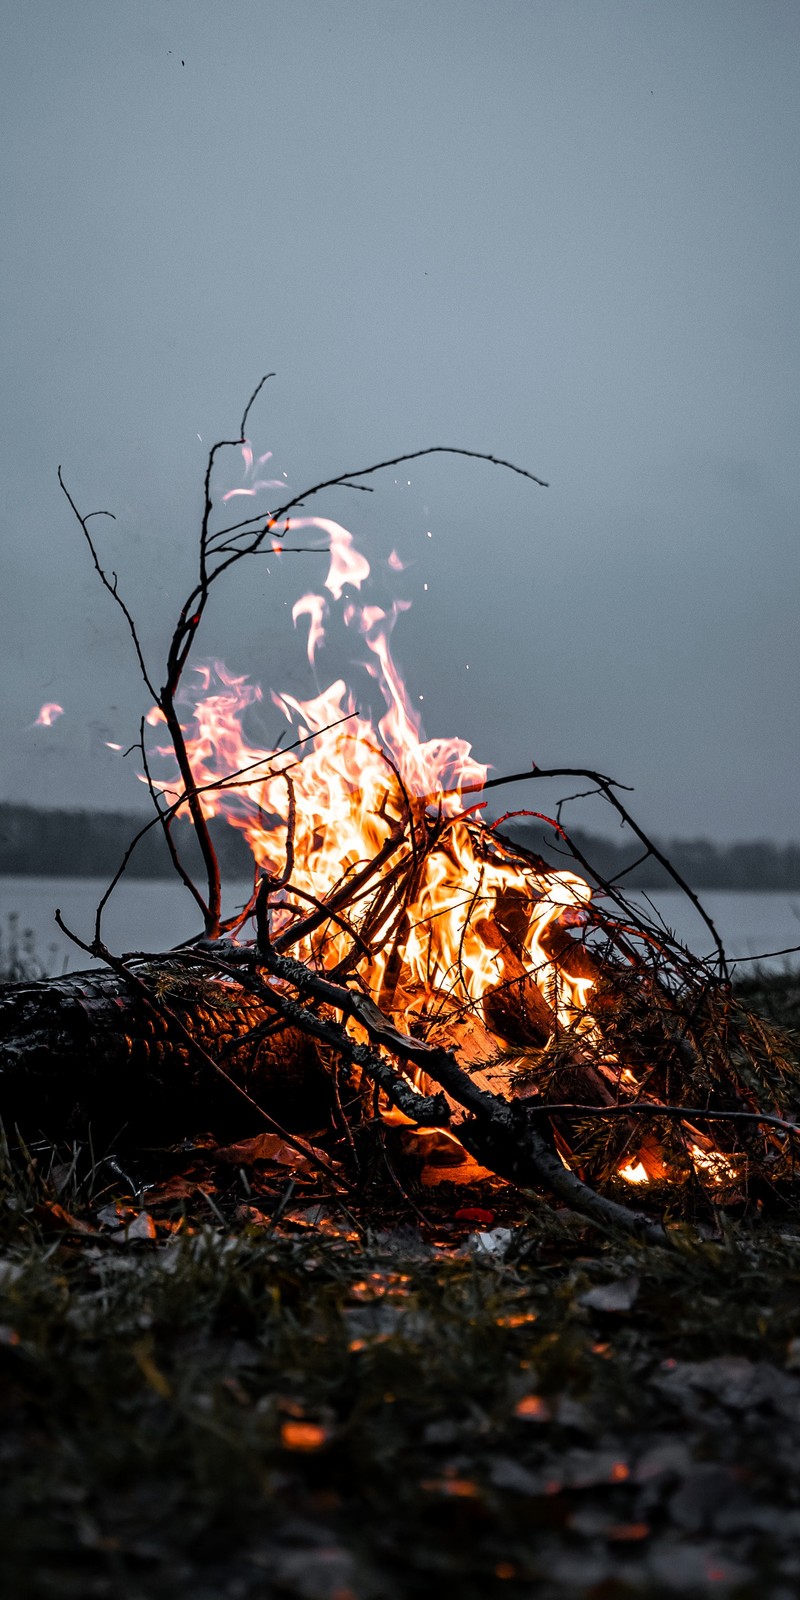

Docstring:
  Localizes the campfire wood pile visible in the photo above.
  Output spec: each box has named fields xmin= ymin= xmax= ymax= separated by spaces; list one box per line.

xmin=6 ymin=379 xmax=798 ymax=1242
xmin=2 ymin=807 xmax=797 ymax=1243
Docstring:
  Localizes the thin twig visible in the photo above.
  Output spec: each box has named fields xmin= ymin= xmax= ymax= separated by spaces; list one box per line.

xmin=531 ymin=1101 xmax=800 ymax=1138
xmin=58 ymin=469 xmax=158 ymax=702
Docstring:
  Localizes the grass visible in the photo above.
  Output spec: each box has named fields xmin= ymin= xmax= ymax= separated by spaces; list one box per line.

xmin=1 ymin=970 xmax=800 ymax=1598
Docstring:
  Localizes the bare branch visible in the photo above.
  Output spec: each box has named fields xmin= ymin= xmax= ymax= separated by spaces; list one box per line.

xmin=208 ymin=443 xmax=548 ymax=552
xmin=58 ymin=468 xmax=158 ymax=702
xmin=239 ymin=371 xmax=276 ymax=439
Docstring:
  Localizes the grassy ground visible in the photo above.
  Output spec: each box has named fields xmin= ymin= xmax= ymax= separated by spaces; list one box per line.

xmin=2 ymin=970 xmax=800 ymax=1599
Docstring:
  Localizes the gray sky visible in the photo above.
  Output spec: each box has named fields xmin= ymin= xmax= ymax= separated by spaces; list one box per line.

xmin=2 ymin=0 xmax=798 ymax=842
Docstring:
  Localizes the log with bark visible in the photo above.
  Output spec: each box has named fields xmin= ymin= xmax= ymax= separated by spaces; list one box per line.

xmin=0 ymin=966 xmax=332 ymax=1144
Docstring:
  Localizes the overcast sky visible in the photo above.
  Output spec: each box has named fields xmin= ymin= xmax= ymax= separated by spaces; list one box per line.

xmin=2 ymin=1 xmax=798 ymax=843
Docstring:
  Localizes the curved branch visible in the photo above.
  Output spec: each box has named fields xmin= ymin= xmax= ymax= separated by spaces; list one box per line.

xmin=207 ymin=443 xmax=548 ymax=554
xmin=58 ymin=468 xmax=158 ymax=702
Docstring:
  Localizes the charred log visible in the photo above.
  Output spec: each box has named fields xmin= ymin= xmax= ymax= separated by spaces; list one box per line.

xmin=0 ymin=966 xmax=332 ymax=1144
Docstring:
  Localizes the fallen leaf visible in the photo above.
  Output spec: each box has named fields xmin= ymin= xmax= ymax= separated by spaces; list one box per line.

xmin=97 ymin=1203 xmax=137 ymax=1228
xmin=655 ymin=1355 xmax=800 ymax=1416
xmin=271 ymin=1545 xmax=356 ymax=1598
xmin=141 ymin=1175 xmax=200 ymax=1204
xmin=514 ymin=1393 xmax=551 ymax=1422
xmin=465 ymin=1227 xmax=514 ymax=1258
xmin=111 ymin=1211 xmax=157 ymax=1243
xmin=648 ymin=1541 xmax=749 ymax=1592
xmin=280 ymin=1419 xmax=329 ymax=1452
xmin=633 ymin=1439 xmax=692 ymax=1482
xmin=488 ymin=1456 xmax=544 ymax=1495
xmin=558 ymin=1450 xmax=631 ymax=1489
xmin=50 ymin=1161 xmax=75 ymax=1195
xmin=213 ymin=1132 xmax=314 ymax=1167
xmin=580 ymin=1276 xmax=639 ymax=1313
xmin=554 ymin=1394 xmax=589 ymax=1430
xmin=34 ymin=1202 xmax=96 ymax=1236
xmin=280 ymin=1205 xmax=355 ymax=1238
xmin=420 ymin=1476 xmax=480 ymax=1498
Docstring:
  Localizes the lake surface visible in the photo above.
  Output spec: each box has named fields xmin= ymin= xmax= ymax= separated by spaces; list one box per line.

xmin=2 ymin=875 xmax=799 ymax=979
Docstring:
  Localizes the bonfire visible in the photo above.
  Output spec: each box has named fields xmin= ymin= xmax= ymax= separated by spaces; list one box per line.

xmin=3 ymin=377 xmax=797 ymax=1241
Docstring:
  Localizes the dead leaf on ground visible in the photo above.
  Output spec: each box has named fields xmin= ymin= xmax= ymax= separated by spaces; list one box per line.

xmin=97 ymin=1203 xmax=137 ymax=1228
xmin=656 ymin=1355 xmax=800 ymax=1416
xmin=109 ymin=1211 xmax=157 ymax=1243
xmin=212 ymin=1133 xmax=316 ymax=1168
xmin=488 ymin=1456 xmax=547 ymax=1496
xmin=140 ymin=1175 xmax=202 ymax=1204
xmin=280 ymin=1419 xmax=329 ymax=1452
xmin=514 ymin=1393 xmax=552 ymax=1422
xmin=580 ymin=1276 xmax=639 ymax=1313
xmin=557 ymin=1449 xmax=631 ymax=1489
xmin=280 ymin=1205 xmax=357 ymax=1239
xmin=34 ymin=1202 xmax=96 ymax=1236
xmin=420 ymin=1475 xmax=481 ymax=1499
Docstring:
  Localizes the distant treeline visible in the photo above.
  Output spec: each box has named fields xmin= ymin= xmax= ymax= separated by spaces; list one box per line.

xmin=0 ymin=802 xmax=799 ymax=890
xmin=0 ymin=803 xmax=254 ymax=881
xmin=501 ymin=822 xmax=800 ymax=892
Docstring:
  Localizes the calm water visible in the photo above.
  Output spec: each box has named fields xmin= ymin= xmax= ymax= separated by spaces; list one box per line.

xmin=1 ymin=875 xmax=799 ymax=978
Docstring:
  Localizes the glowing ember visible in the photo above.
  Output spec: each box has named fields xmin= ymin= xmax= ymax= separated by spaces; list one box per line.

xmin=617 ymin=1161 xmax=649 ymax=1184
xmin=688 ymin=1143 xmax=740 ymax=1183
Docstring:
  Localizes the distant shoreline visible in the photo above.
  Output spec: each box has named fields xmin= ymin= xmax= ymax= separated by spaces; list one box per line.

xmin=1 ymin=801 xmax=799 ymax=891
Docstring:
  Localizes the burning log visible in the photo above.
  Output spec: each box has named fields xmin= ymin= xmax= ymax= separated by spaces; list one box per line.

xmin=479 ymin=919 xmax=556 ymax=1047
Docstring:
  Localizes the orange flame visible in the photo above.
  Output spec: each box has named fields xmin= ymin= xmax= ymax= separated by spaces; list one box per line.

xmin=151 ymin=492 xmax=598 ymax=1040
xmin=34 ymin=703 xmax=64 ymax=727
xmin=145 ymin=457 xmax=735 ymax=1188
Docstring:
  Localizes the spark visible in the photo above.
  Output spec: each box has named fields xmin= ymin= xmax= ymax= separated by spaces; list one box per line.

xmin=34 ymin=703 xmax=64 ymax=727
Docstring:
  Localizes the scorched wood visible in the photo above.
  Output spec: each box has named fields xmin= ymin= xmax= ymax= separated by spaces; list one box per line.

xmin=0 ymin=966 xmax=332 ymax=1143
